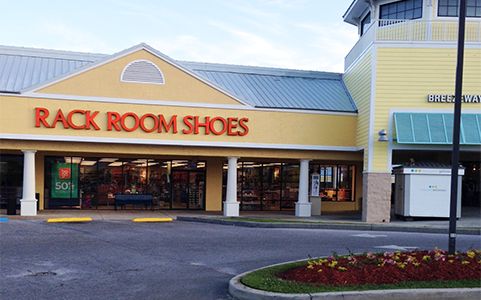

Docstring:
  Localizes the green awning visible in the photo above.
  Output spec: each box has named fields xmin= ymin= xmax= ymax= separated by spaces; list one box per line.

xmin=393 ymin=112 xmax=481 ymax=145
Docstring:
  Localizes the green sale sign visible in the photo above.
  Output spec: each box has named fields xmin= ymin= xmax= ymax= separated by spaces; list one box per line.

xmin=51 ymin=163 xmax=79 ymax=198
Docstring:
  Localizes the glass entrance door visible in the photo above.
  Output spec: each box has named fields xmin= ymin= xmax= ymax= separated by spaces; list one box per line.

xmin=171 ymin=170 xmax=205 ymax=210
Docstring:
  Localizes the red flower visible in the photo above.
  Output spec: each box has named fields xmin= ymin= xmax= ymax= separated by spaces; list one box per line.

xmin=281 ymin=249 xmax=481 ymax=286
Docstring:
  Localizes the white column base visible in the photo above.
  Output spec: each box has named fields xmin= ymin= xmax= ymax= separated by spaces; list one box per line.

xmin=295 ymin=202 xmax=312 ymax=217
xmin=20 ymin=199 xmax=38 ymax=216
xmin=223 ymin=201 xmax=240 ymax=217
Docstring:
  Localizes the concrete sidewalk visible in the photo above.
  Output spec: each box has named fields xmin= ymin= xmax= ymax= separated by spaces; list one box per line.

xmin=1 ymin=208 xmax=480 ymax=235
xmin=176 ymin=208 xmax=481 ymax=235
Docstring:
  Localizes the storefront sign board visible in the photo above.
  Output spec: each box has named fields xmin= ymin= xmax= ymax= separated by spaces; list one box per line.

xmin=51 ymin=163 xmax=79 ymax=198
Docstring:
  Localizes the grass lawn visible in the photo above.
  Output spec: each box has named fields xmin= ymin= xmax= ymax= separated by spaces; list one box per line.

xmin=241 ymin=254 xmax=481 ymax=294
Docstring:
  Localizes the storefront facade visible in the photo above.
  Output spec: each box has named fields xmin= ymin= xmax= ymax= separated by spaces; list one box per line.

xmin=1 ymin=0 xmax=480 ymax=222
xmin=0 ymin=44 xmax=362 ymax=217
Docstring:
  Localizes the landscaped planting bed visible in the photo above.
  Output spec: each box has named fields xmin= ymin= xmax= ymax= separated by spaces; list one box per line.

xmin=241 ymin=249 xmax=481 ymax=293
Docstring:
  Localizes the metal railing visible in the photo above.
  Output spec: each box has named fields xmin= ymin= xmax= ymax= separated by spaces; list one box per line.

xmin=345 ymin=19 xmax=481 ymax=70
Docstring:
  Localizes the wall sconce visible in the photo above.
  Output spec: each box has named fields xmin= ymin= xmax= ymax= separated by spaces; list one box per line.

xmin=378 ymin=129 xmax=388 ymax=142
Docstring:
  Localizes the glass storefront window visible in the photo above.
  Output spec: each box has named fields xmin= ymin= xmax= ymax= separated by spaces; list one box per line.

xmin=262 ymin=163 xmax=282 ymax=211
xmin=240 ymin=162 xmax=263 ymax=210
xmin=97 ymin=159 xmax=123 ymax=207
xmin=310 ymin=164 xmax=356 ymax=202
xmin=123 ymin=159 xmax=147 ymax=194
xmin=79 ymin=158 xmax=98 ymax=208
xmin=171 ymin=160 xmax=205 ymax=209
xmin=0 ymin=155 xmax=23 ymax=209
xmin=172 ymin=171 xmax=189 ymax=209
xmin=147 ymin=161 xmax=171 ymax=209
xmin=44 ymin=156 xmax=205 ymax=210
xmin=337 ymin=165 xmax=354 ymax=201
xmin=45 ymin=157 xmax=80 ymax=208
xmin=222 ymin=161 xmax=299 ymax=211
xmin=320 ymin=165 xmax=336 ymax=200
xmin=281 ymin=164 xmax=299 ymax=209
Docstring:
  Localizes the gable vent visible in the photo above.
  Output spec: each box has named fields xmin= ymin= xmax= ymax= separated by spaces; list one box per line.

xmin=121 ymin=60 xmax=165 ymax=84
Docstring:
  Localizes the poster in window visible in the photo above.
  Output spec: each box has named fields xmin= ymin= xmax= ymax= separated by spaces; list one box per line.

xmin=311 ymin=173 xmax=320 ymax=197
xmin=51 ymin=163 xmax=79 ymax=198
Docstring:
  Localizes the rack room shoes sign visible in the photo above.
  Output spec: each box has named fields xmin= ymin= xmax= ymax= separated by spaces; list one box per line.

xmin=34 ymin=107 xmax=249 ymax=136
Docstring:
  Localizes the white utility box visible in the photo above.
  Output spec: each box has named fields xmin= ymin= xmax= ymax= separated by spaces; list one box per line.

xmin=393 ymin=165 xmax=464 ymax=218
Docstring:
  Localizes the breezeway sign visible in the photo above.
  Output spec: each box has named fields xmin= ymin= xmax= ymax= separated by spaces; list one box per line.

xmin=427 ymin=94 xmax=481 ymax=103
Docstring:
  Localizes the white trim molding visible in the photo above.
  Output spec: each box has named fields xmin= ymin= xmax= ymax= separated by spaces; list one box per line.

xmin=367 ymin=44 xmax=378 ymax=172
xmin=0 ymin=133 xmax=363 ymax=152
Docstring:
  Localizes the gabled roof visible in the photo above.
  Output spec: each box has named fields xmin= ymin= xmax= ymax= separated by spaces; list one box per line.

xmin=0 ymin=45 xmax=106 ymax=93
xmin=0 ymin=44 xmax=357 ymax=113
xmin=181 ymin=61 xmax=357 ymax=112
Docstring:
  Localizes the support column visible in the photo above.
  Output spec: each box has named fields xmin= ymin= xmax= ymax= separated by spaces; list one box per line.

xmin=223 ymin=157 xmax=239 ymax=217
xmin=205 ymin=158 xmax=223 ymax=211
xmin=295 ymin=159 xmax=311 ymax=217
xmin=20 ymin=150 xmax=37 ymax=216
xmin=362 ymin=172 xmax=391 ymax=223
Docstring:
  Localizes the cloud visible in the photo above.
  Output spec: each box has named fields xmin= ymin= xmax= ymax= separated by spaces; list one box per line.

xmin=291 ymin=21 xmax=359 ymax=71
xmin=8 ymin=1 xmax=359 ymax=73
xmin=148 ymin=18 xmax=357 ymax=73
xmin=34 ymin=22 xmax=114 ymax=53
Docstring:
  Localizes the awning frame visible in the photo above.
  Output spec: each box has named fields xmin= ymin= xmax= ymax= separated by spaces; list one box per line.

xmin=393 ymin=112 xmax=481 ymax=145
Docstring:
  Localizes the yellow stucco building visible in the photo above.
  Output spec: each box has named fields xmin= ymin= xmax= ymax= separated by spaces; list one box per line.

xmin=0 ymin=0 xmax=480 ymax=222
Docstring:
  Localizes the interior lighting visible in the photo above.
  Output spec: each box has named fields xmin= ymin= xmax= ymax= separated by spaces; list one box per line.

xmin=171 ymin=162 xmax=187 ymax=168
xmin=64 ymin=157 xmax=82 ymax=164
xmin=80 ymin=160 xmax=97 ymax=166
xmin=99 ymin=158 xmax=118 ymax=162
xmin=131 ymin=159 xmax=148 ymax=164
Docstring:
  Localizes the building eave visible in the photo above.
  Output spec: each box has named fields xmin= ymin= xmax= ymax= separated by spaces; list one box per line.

xmin=343 ymin=0 xmax=370 ymax=26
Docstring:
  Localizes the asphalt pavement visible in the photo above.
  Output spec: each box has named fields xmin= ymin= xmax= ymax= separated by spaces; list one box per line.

xmin=1 ymin=220 xmax=480 ymax=300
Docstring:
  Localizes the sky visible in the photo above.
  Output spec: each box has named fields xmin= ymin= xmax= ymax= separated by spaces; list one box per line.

xmin=2 ymin=0 xmax=358 ymax=72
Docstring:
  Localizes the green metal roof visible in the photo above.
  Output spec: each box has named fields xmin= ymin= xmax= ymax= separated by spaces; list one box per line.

xmin=394 ymin=112 xmax=481 ymax=145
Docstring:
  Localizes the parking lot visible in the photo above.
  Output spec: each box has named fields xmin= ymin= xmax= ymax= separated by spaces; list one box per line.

xmin=1 ymin=219 xmax=480 ymax=299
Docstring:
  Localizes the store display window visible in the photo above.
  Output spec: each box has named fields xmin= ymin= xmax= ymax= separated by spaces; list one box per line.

xmin=222 ymin=162 xmax=299 ymax=211
xmin=281 ymin=164 xmax=299 ymax=209
xmin=310 ymin=164 xmax=356 ymax=202
xmin=44 ymin=156 xmax=205 ymax=209
xmin=0 ymin=154 xmax=23 ymax=209
xmin=45 ymin=157 xmax=80 ymax=208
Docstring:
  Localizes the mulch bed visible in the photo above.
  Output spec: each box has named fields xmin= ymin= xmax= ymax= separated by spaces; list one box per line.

xmin=278 ymin=249 xmax=481 ymax=286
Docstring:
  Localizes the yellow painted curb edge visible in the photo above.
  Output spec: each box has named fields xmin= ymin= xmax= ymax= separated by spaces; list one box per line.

xmin=132 ymin=218 xmax=173 ymax=223
xmin=47 ymin=217 xmax=93 ymax=223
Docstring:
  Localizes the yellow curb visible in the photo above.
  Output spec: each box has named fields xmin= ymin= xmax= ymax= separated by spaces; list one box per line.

xmin=132 ymin=217 xmax=173 ymax=223
xmin=47 ymin=217 xmax=93 ymax=223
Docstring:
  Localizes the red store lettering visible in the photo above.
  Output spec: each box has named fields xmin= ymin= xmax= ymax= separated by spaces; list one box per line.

xmin=35 ymin=107 xmax=248 ymax=136
xmin=35 ymin=107 xmax=100 ymax=130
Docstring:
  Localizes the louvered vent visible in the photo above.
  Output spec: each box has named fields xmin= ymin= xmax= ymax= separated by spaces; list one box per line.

xmin=121 ymin=60 xmax=164 ymax=84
